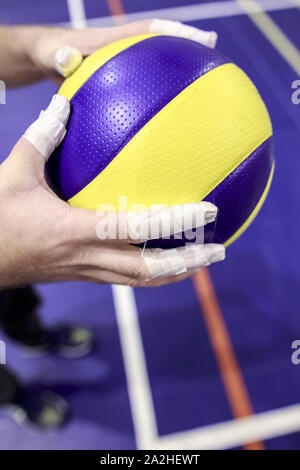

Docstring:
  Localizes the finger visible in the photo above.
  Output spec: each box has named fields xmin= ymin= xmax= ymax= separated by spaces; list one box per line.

xmin=103 ymin=19 xmax=218 ymax=48
xmin=149 ymin=19 xmax=218 ymax=48
xmin=143 ymin=244 xmax=225 ymax=280
xmin=77 ymin=266 xmax=201 ymax=287
xmin=126 ymin=202 xmax=218 ymax=242
xmin=51 ymin=25 xmax=150 ymax=77
xmin=87 ymin=243 xmax=225 ymax=282
xmin=55 ymin=45 xmax=83 ymax=77
xmin=78 ymin=241 xmax=224 ymax=285
xmin=22 ymin=94 xmax=70 ymax=161
xmin=65 ymin=199 xmax=218 ymax=247
xmin=50 ymin=19 xmax=217 ymax=78
xmin=33 ymin=32 xmax=83 ymax=78
xmin=141 ymin=267 xmax=202 ymax=287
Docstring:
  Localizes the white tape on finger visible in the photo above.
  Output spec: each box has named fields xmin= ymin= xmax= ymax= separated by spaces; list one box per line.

xmin=144 ymin=248 xmax=187 ymax=279
xmin=150 ymin=19 xmax=218 ymax=48
xmin=55 ymin=46 xmax=83 ymax=77
xmin=24 ymin=95 xmax=70 ymax=160
xmin=143 ymin=244 xmax=225 ymax=280
xmin=127 ymin=202 xmax=218 ymax=242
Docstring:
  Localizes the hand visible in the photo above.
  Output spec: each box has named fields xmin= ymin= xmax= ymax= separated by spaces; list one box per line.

xmin=0 ymin=95 xmax=225 ymax=288
xmin=18 ymin=19 xmax=218 ymax=83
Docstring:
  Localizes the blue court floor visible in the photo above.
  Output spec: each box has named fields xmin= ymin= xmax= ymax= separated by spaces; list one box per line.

xmin=0 ymin=0 xmax=300 ymax=450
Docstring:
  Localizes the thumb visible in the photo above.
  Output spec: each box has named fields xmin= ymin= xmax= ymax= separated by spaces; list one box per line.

xmin=54 ymin=45 xmax=83 ymax=78
xmin=7 ymin=95 xmax=70 ymax=186
xmin=35 ymin=35 xmax=83 ymax=78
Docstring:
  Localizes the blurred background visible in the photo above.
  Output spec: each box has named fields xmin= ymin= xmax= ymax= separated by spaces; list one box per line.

xmin=0 ymin=0 xmax=300 ymax=450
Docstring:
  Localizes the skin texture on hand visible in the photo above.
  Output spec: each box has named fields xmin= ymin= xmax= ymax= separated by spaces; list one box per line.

xmin=0 ymin=96 xmax=225 ymax=288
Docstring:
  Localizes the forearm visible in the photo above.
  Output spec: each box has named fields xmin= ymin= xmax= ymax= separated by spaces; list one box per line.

xmin=0 ymin=26 xmax=46 ymax=86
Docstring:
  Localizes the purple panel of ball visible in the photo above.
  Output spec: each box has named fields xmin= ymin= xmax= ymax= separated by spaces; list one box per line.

xmin=46 ymin=36 xmax=230 ymax=200
xmin=144 ymin=137 xmax=274 ymax=249
xmin=205 ymin=137 xmax=274 ymax=244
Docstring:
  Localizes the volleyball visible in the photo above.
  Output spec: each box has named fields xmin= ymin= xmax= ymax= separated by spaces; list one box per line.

xmin=47 ymin=34 xmax=274 ymax=247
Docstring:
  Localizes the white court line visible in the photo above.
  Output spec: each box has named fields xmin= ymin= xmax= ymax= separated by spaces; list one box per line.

xmin=65 ymin=0 xmax=159 ymax=450
xmin=237 ymin=0 xmax=300 ymax=75
xmin=154 ymin=404 xmax=300 ymax=449
xmin=111 ymin=282 xmax=300 ymax=449
xmin=65 ymin=0 xmax=295 ymax=28
xmin=65 ymin=0 xmax=300 ymax=450
xmin=66 ymin=0 xmax=87 ymax=29
xmin=111 ymin=284 xmax=300 ymax=449
xmin=112 ymin=286 xmax=158 ymax=449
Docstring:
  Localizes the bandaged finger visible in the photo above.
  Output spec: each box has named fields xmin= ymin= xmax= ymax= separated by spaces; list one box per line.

xmin=127 ymin=202 xmax=218 ymax=242
xmin=143 ymin=244 xmax=225 ymax=280
xmin=24 ymin=94 xmax=70 ymax=160
xmin=150 ymin=19 xmax=218 ymax=48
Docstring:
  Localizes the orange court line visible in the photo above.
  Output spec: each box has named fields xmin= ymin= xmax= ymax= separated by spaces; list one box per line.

xmin=106 ymin=0 xmax=126 ymax=23
xmin=193 ymin=268 xmax=265 ymax=450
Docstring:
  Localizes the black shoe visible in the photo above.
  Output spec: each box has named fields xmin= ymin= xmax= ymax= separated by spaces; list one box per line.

xmin=22 ymin=324 xmax=95 ymax=359
xmin=6 ymin=387 xmax=69 ymax=430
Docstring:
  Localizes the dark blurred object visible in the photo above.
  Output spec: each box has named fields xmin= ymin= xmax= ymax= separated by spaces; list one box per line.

xmin=0 ymin=286 xmax=94 ymax=428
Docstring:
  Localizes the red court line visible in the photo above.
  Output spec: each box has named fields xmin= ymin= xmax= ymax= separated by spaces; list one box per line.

xmin=106 ymin=0 xmax=264 ymax=450
xmin=193 ymin=268 xmax=265 ymax=450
